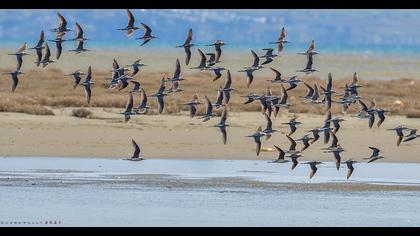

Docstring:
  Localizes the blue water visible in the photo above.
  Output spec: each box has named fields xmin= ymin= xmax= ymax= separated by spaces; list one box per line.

xmin=1 ymin=157 xmax=420 ymax=226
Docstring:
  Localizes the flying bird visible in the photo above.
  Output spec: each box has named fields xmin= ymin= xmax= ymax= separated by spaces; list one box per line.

xmin=2 ymin=70 xmax=23 ymax=92
xmin=176 ymin=28 xmax=195 ymax=65
xmin=342 ymin=159 xmax=357 ymax=179
xmin=126 ymin=59 xmax=146 ymax=77
xmin=134 ymin=88 xmax=151 ymax=114
xmin=364 ymin=146 xmax=385 ymax=163
xmin=282 ymin=118 xmax=302 ymax=136
xmin=403 ymin=129 xmax=419 ymax=143
xmin=269 ymin=27 xmax=289 ymax=53
xmin=79 ymin=66 xmax=94 ymax=105
xmin=262 ymin=113 xmax=277 ymax=140
xmin=50 ymin=12 xmax=72 ymax=35
xmin=246 ymin=126 xmax=266 ymax=156
xmin=206 ymin=40 xmax=226 ymax=63
xmin=190 ymin=48 xmax=208 ymax=70
xmin=150 ymin=78 xmax=168 ymax=114
xmin=182 ymin=94 xmax=201 ymax=118
xmin=40 ymin=43 xmax=54 ymax=67
xmin=214 ymin=107 xmax=229 ymax=145
xmin=72 ymin=22 xmax=88 ymax=41
xmin=120 ymin=92 xmax=136 ymax=122
xmin=125 ymin=139 xmax=145 ymax=161
xmin=296 ymin=53 xmax=317 ymax=73
xmin=69 ymin=40 xmax=89 ymax=54
xmin=388 ymin=126 xmax=409 ymax=146
xmin=270 ymin=145 xmax=289 ymax=163
xmin=198 ymin=95 xmax=216 ymax=122
xmin=260 ymin=48 xmax=277 ymax=65
xmin=304 ymin=161 xmax=323 ymax=179
xmin=118 ymin=9 xmax=140 ymax=36
xmin=136 ymin=22 xmax=157 ymax=46
xmin=64 ymin=70 xmax=85 ymax=89
xmin=48 ymin=34 xmax=66 ymax=60
xmin=8 ymin=42 xmax=29 ymax=71
xmin=29 ymin=31 xmax=45 ymax=67
xmin=221 ymin=70 xmax=234 ymax=104
xmin=295 ymin=135 xmax=313 ymax=152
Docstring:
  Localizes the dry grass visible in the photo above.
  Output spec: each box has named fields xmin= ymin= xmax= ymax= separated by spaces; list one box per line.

xmin=1 ymin=67 xmax=420 ymax=116
xmin=72 ymin=108 xmax=92 ymax=118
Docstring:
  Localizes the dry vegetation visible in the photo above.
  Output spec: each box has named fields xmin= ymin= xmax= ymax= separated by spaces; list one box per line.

xmin=1 ymin=67 xmax=420 ymax=117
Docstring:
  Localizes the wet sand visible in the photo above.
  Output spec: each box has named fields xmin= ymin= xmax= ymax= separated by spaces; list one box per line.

xmin=0 ymin=109 xmax=419 ymax=162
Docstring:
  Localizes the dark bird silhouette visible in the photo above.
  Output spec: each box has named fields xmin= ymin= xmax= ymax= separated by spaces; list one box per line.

xmin=176 ymin=28 xmax=195 ymax=65
xmin=125 ymin=139 xmax=145 ymax=161
xmin=117 ymin=9 xmax=140 ymax=36
xmin=214 ymin=107 xmax=229 ymax=145
xmin=136 ymin=22 xmax=157 ymax=46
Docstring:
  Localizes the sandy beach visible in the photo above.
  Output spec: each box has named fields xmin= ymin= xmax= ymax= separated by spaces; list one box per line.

xmin=0 ymin=108 xmax=419 ymax=162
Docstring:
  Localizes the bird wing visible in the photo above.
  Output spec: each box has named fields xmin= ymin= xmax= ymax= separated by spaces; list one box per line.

xmin=184 ymin=28 xmax=193 ymax=45
xmin=326 ymin=73 xmax=333 ymax=91
xmin=270 ymin=67 xmax=281 ymax=81
xmin=125 ymin=93 xmax=134 ymax=113
xmin=264 ymin=113 xmax=272 ymax=131
xmin=174 ymin=58 xmax=181 ymax=78
xmin=131 ymin=139 xmax=141 ymax=159
xmin=359 ymin=100 xmax=368 ymax=112
xmin=157 ymin=96 xmax=164 ymax=114
xmin=84 ymin=86 xmax=91 ymax=104
xmin=57 ymin=12 xmax=67 ymax=29
xmin=279 ymin=27 xmax=286 ymax=41
xmin=130 ymin=81 xmax=140 ymax=90
xmin=11 ymin=73 xmax=19 ymax=92
xmin=76 ymin=22 xmax=84 ymax=39
xmin=303 ymin=82 xmax=314 ymax=98
xmin=223 ymin=70 xmax=232 ymax=89
xmin=127 ymin=9 xmax=135 ymax=27
xmin=213 ymin=69 xmax=222 ymax=81
xmin=274 ymin=145 xmax=285 ymax=159
xmin=197 ymin=48 xmax=206 ymax=67
xmin=215 ymin=45 xmax=222 ymax=63
xmin=44 ymin=43 xmax=51 ymax=60
xmin=251 ymin=50 xmax=259 ymax=67
xmin=141 ymin=22 xmax=152 ymax=36
xmin=55 ymin=40 xmax=62 ymax=60
xmin=305 ymin=53 xmax=313 ymax=70
xmin=254 ymin=137 xmax=261 ymax=156
xmin=16 ymin=55 xmax=23 ymax=71
xmin=140 ymin=89 xmax=148 ymax=107
xmin=377 ymin=111 xmax=385 ymax=127
xmin=215 ymin=89 xmax=224 ymax=105
xmin=330 ymin=131 xmax=338 ymax=147
xmin=287 ymin=135 xmax=296 ymax=151
xmin=184 ymin=47 xmax=192 ymax=66
xmin=204 ymin=96 xmax=213 ymax=116
xmin=246 ymin=70 xmax=254 ymax=88
xmin=261 ymin=57 xmax=273 ymax=65
xmin=368 ymin=114 xmax=375 ymax=129
xmin=36 ymin=48 xmax=42 ymax=66
xmin=369 ymin=146 xmax=380 ymax=157
xmin=37 ymin=30 xmax=45 ymax=47
xmin=85 ymin=66 xmax=92 ymax=82
xmin=220 ymin=126 xmax=227 ymax=145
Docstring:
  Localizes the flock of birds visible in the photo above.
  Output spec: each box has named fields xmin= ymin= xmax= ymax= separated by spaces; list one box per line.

xmin=3 ymin=10 xmax=420 ymax=180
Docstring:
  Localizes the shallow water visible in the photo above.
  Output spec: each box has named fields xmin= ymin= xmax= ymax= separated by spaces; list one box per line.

xmin=1 ymin=156 xmax=420 ymax=226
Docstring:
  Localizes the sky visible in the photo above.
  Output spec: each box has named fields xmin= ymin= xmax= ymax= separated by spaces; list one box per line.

xmin=2 ymin=9 xmax=420 ymax=55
